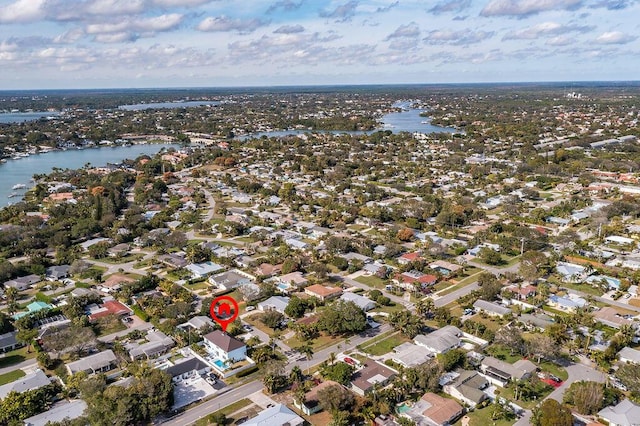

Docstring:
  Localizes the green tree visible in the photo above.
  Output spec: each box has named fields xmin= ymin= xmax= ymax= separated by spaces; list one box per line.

xmin=319 ymin=362 xmax=355 ymax=386
xmin=284 ymin=296 xmax=308 ymax=318
xmin=317 ymin=300 xmax=367 ymax=336
xmin=259 ymin=310 xmax=285 ymax=329
xmin=532 ymin=399 xmax=573 ymax=426
xmin=317 ymin=383 xmax=355 ymax=413
xmin=479 ymin=247 xmax=503 ymax=265
xmin=563 ymin=381 xmax=606 ymax=415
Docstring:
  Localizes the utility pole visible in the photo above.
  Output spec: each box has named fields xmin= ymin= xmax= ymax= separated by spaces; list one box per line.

xmin=521 ymin=238 xmax=525 ymax=256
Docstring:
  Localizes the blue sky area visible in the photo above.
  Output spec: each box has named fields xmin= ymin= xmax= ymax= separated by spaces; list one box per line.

xmin=0 ymin=0 xmax=638 ymax=89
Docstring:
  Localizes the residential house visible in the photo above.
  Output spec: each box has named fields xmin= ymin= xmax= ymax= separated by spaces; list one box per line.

xmin=126 ymin=330 xmax=175 ymax=360
xmin=66 ymin=350 xmax=118 ymax=375
xmin=429 ymin=260 xmax=462 ymax=276
xmin=594 ymin=307 xmax=635 ymax=329
xmin=101 ymin=273 xmax=136 ymax=292
xmin=244 ymin=404 xmax=304 ymax=426
xmin=295 ymin=380 xmax=342 ymax=415
xmin=398 ymin=252 xmax=422 ymax=265
xmin=598 ymin=399 xmax=640 ymax=426
xmin=178 ymin=315 xmax=215 ymax=332
xmin=23 ymin=400 xmax=87 ymax=426
xmin=556 ymin=261 xmax=589 ymax=283
xmin=255 ymin=263 xmax=282 ymax=277
xmin=363 ymin=262 xmax=387 ymax=276
xmin=443 ymin=370 xmax=489 ymax=408
xmin=157 ymin=253 xmax=188 ymax=269
xmin=506 ymin=284 xmax=537 ymax=301
xmin=209 ymin=269 xmax=254 ymax=291
xmin=414 ymin=325 xmax=462 ymax=355
xmin=519 ymin=313 xmax=555 ymax=331
xmin=480 ymin=357 xmax=536 ymax=387
xmin=402 ymin=392 xmax=464 ymax=426
xmin=0 ymin=331 xmax=21 ymax=353
xmin=258 ymin=296 xmax=290 ymax=314
xmin=391 ymin=343 xmax=433 ymax=368
xmin=13 ymin=301 xmax=52 ymax=320
xmin=185 ymin=261 xmax=224 ymax=279
xmin=45 ymin=265 xmax=70 ymax=281
xmin=618 ymin=347 xmax=640 ymax=365
xmin=341 ymin=252 xmax=373 ymax=264
xmin=87 ymin=299 xmax=133 ymax=321
xmin=0 ymin=369 xmax=52 ymax=400
xmin=3 ymin=274 xmax=40 ymax=291
xmin=548 ymin=294 xmax=588 ymax=312
xmin=203 ymin=330 xmax=247 ymax=363
xmin=305 ymin=284 xmax=343 ymax=302
xmin=473 ymin=299 xmax=512 ymax=317
xmin=393 ymin=271 xmax=438 ymax=291
xmin=350 ymin=360 xmax=397 ymax=396
xmin=340 ymin=292 xmax=376 ymax=311
xmin=166 ymin=357 xmax=211 ymax=382
xmin=107 ymin=243 xmax=130 ymax=258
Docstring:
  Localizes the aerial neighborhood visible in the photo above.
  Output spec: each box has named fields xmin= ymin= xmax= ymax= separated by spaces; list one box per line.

xmin=1 ymin=86 xmax=640 ymax=426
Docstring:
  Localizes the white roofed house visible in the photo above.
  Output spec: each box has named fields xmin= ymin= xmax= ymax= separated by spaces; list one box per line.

xmin=185 ymin=261 xmax=224 ymax=279
xmin=555 ymin=261 xmax=590 ymax=283
xmin=618 ymin=346 xmax=640 ymax=365
xmin=340 ymin=292 xmax=376 ymax=311
xmin=126 ymin=330 xmax=175 ymax=360
xmin=598 ymin=399 xmax=640 ymax=426
xmin=66 ymin=350 xmax=118 ymax=376
xmin=209 ymin=269 xmax=254 ymax=291
xmin=473 ymin=299 xmax=512 ymax=317
xmin=414 ymin=325 xmax=462 ymax=356
xmin=258 ymin=296 xmax=290 ymax=314
xmin=0 ymin=369 xmax=52 ymax=400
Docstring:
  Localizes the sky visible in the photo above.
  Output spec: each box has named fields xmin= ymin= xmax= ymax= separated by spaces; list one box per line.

xmin=0 ymin=0 xmax=638 ymax=89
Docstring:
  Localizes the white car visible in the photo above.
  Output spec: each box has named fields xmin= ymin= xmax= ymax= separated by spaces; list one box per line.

xmin=246 ymin=306 xmax=256 ymax=311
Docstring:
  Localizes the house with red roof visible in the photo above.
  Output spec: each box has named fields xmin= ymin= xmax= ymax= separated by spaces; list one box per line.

xmin=88 ymin=299 xmax=133 ymax=321
xmin=398 ymin=251 xmax=422 ymax=265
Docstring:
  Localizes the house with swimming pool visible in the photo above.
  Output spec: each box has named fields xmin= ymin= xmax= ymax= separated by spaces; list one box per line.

xmin=202 ymin=330 xmax=254 ymax=377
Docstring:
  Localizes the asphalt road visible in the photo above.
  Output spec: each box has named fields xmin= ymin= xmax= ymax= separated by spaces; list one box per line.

xmin=433 ymin=282 xmax=479 ymax=307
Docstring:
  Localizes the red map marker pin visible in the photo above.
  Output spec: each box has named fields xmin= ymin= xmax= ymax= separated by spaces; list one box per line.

xmin=209 ymin=295 xmax=239 ymax=332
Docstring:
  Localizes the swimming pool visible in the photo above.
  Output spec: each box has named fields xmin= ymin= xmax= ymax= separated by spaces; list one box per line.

xmin=396 ymin=403 xmax=411 ymax=414
xmin=213 ymin=359 xmax=228 ymax=370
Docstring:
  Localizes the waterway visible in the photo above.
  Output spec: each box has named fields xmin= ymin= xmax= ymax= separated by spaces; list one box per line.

xmin=0 ymin=143 xmax=180 ymax=205
xmin=0 ymin=112 xmax=60 ymax=124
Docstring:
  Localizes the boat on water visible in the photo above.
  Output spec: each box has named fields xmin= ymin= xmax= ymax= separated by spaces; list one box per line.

xmin=12 ymin=183 xmax=26 ymax=190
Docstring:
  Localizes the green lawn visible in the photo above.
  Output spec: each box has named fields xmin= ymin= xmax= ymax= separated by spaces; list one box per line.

xmin=184 ymin=281 xmax=210 ymax=291
xmin=485 ymin=344 xmax=523 ymax=364
xmin=361 ymin=332 xmax=409 ymax=356
xmin=286 ymin=333 xmax=346 ymax=352
xmin=0 ymin=369 xmax=26 ymax=385
xmin=355 ymin=275 xmax=387 ymax=289
xmin=559 ymin=282 xmax=604 ymax=296
xmin=98 ymin=254 xmax=144 ymax=264
xmin=0 ymin=347 xmax=35 ymax=368
xmin=539 ymin=361 xmax=568 ymax=381
xmin=455 ymin=405 xmax=515 ymax=426
xmin=194 ymin=398 xmax=253 ymax=426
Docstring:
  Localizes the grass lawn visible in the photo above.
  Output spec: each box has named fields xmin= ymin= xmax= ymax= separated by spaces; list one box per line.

xmin=98 ymin=254 xmax=144 ymax=264
xmin=456 ymin=406 xmax=515 ymax=426
xmin=539 ymin=361 xmax=568 ymax=381
xmin=361 ymin=332 xmax=409 ymax=356
xmin=437 ymin=282 xmax=469 ymax=296
xmin=559 ymin=282 xmax=604 ymax=297
xmin=0 ymin=369 xmax=26 ymax=385
xmin=0 ymin=347 xmax=35 ymax=368
xmin=355 ymin=275 xmax=387 ymax=289
xmin=375 ymin=302 xmax=407 ymax=315
xmin=468 ymin=314 xmax=504 ymax=332
xmin=485 ymin=344 xmax=523 ymax=364
xmin=285 ymin=333 xmax=345 ymax=352
xmin=499 ymin=383 xmax=553 ymax=409
xmin=184 ymin=281 xmax=210 ymax=291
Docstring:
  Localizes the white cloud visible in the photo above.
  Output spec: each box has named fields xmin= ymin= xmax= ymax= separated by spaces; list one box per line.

xmin=424 ymin=29 xmax=494 ymax=45
xmin=386 ymin=22 xmax=421 ymax=39
xmin=85 ymin=0 xmax=147 ymax=16
xmin=94 ymin=32 xmax=140 ymax=43
xmin=153 ymin=0 xmax=214 ymax=6
xmin=274 ymin=25 xmax=305 ymax=34
xmin=196 ymin=16 xmax=269 ymax=33
xmin=546 ymin=35 xmax=575 ymax=45
xmin=319 ymin=1 xmax=359 ymax=22
xmin=481 ymin=0 xmax=583 ymax=17
xmin=594 ymin=31 xmax=637 ymax=44
xmin=0 ymin=0 xmax=46 ymax=23
xmin=503 ymin=22 xmax=593 ymax=39
xmin=428 ymin=0 xmax=471 ymax=15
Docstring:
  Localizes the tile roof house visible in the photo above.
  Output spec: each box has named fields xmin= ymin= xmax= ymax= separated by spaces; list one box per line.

xmin=66 ymin=350 xmax=118 ymax=375
xmin=0 ymin=369 xmax=52 ymax=399
xmin=393 ymin=271 xmax=438 ymax=290
xmin=350 ymin=360 xmax=397 ymax=396
xmin=274 ymin=271 xmax=308 ymax=291
xmin=203 ymin=330 xmax=247 ymax=363
xmin=598 ymin=399 xmax=640 ymax=426
xmin=403 ymin=392 xmax=464 ymax=426
xmin=414 ymin=325 xmax=462 ymax=355
xmin=305 ymin=284 xmax=343 ymax=302
xmin=87 ymin=299 xmax=133 ymax=321
xmin=101 ymin=273 xmax=136 ymax=291
xmin=594 ymin=307 xmax=635 ymax=329
xmin=244 ymin=404 xmax=304 ymax=426
xmin=398 ymin=252 xmax=422 ymax=265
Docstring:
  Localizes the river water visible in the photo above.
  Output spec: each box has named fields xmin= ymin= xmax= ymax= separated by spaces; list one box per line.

xmin=0 ymin=100 xmax=459 ymax=206
xmin=0 ymin=144 xmax=180 ymax=205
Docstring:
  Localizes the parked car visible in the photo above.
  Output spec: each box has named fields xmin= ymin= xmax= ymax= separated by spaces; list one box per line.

xmin=245 ymin=306 xmax=256 ymax=311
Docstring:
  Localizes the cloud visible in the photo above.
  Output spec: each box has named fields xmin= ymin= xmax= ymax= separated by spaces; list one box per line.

xmin=428 ymin=0 xmax=471 ymax=15
xmin=266 ymin=0 xmax=303 ymax=14
xmin=594 ymin=31 xmax=637 ymax=43
xmin=93 ymin=32 xmax=140 ymax=43
xmin=196 ymin=16 xmax=269 ymax=33
xmin=85 ymin=14 xmax=183 ymax=37
xmin=84 ymin=0 xmax=147 ymax=16
xmin=480 ymin=0 xmax=583 ymax=17
xmin=0 ymin=0 xmax=46 ymax=23
xmin=503 ymin=22 xmax=594 ymax=40
xmin=385 ymin=23 xmax=421 ymax=39
xmin=153 ymin=0 xmax=215 ymax=6
xmin=228 ymin=32 xmax=342 ymax=63
xmin=546 ymin=35 xmax=575 ymax=45
xmin=319 ymin=1 xmax=359 ymax=22
xmin=376 ymin=1 xmax=399 ymax=13
xmin=589 ymin=0 xmax=639 ymax=9
xmin=424 ymin=29 xmax=495 ymax=45
xmin=274 ymin=25 xmax=305 ymax=34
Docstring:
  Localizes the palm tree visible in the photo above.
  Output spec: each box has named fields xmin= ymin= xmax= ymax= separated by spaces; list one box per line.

xmin=5 ymin=287 xmax=19 ymax=314
xmin=296 ymin=343 xmax=314 ymax=374
xmin=328 ymin=352 xmax=337 ymax=366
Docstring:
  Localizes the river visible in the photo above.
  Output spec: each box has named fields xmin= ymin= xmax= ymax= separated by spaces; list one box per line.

xmin=0 ymin=112 xmax=60 ymax=124
xmin=0 ymin=143 xmax=180 ymax=206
